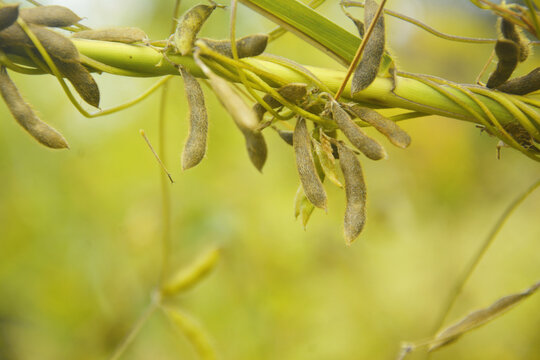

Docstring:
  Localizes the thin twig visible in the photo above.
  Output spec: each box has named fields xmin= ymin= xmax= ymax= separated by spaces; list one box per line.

xmin=140 ymin=129 xmax=174 ymax=184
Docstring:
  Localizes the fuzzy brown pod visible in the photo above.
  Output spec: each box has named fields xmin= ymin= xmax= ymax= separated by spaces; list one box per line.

xmin=194 ymin=55 xmax=267 ymax=171
xmin=500 ymin=18 xmax=529 ymax=62
xmin=293 ymin=117 xmax=327 ymax=210
xmin=277 ymin=129 xmax=294 ymax=146
xmin=199 ymin=33 xmax=268 ymax=59
xmin=330 ymin=100 xmax=386 ymax=160
xmin=346 ymin=104 xmax=411 ymax=148
xmin=0 ymin=66 xmax=68 ymax=149
xmin=351 ymin=0 xmax=386 ymax=94
xmin=336 ymin=141 xmax=366 ymax=245
xmin=20 ymin=5 xmax=82 ymax=27
xmin=252 ymin=83 xmax=308 ymax=121
xmin=0 ymin=4 xmax=19 ymax=32
xmin=180 ymin=67 xmax=208 ymax=170
xmin=72 ymin=27 xmax=148 ymax=43
xmin=174 ymin=4 xmax=216 ymax=56
xmin=497 ymin=67 xmax=540 ymax=95
xmin=428 ymin=281 xmax=540 ymax=352
xmin=54 ymin=60 xmax=100 ymax=107
xmin=486 ymin=39 xmax=519 ymax=88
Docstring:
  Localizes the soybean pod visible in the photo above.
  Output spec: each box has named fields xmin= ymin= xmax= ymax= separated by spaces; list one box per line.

xmin=174 ymin=4 xmax=216 ymax=56
xmin=486 ymin=39 xmax=519 ymax=88
xmin=20 ymin=5 xmax=82 ymax=27
xmin=199 ymin=33 xmax=268 ymax=59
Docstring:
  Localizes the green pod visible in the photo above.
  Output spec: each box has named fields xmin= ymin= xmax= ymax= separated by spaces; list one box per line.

xmin=486 ymin=39 xmax=519 ymax=89
xmin=72 ymin=27 xmax=148 ymax=43
xmin=174 ymin=4 xmax=216 ymax=56
xmin=199 ymin=33 xmax=269 ymax=58
xmin=337 ymin=141 xmax=366 ymax=245
xmin=20 ymin=5 xmax=82 ymax=27
xmin=0 ymin=4 xmax=19 ymax=32
xmin=180 ymin=67 xmax=208 ymax=170
xmin=0 ymin=66 xmax=68 ymax=149
xmin=330 ymin=100 xmax=386 ymax=160
xmin=346 ymin=104 xmax=411 ymax=148
xmin=54 ymin=60 xmax=100 ymax=107
xmin=497 ymin=67 xmax=540 ymax=95
xmin=293 ymin=117 xmax=327 ymax=210
xmin=500 ymin=18 xmax=529 ymax=62
xmin=351 ymin=0 xmax=386 ymax=94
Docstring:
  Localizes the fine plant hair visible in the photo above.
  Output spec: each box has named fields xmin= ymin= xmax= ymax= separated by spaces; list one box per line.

xmin=1 ymin=0 xmax=540 ymax=359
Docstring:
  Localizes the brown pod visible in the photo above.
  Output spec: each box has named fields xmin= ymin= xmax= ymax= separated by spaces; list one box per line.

xmin=0 ymin=66 xmax=68 ymax=149
xmin=180 ymin=67 xmax=208 ymax=170
xmin=346 ymin=104 xmax=411 ymax=148
xmin=277 ymin=129 xmax=294 ymax=146
xmin=337 ymin=141 xmax=366 ymax=245
xmin=20 ymin=5 xmax=82 ymax=27
xmin=200 ymin=33 xmax=268 ymax=58
xmin=486 ymin=39 xmax=519 ymax=88
xmin=330 ymin=100 xmax=386 ymax=160
xmin=500 ymin=18 xmax=529 ymax=62
xmin=351 ymin=0 xmax=385 ymax=94
xmin=55 ymin=60 xmax=100 ymax=107
xmin=72 ymin=27 xmax=148 ymax=43
xmin=174 ymin=4 xmax=216 ymax=56
xmin=293 ymin=117 xmax=327 ymax=210
xmin=0 ymin=4 xmax=19 ymax=32
xmin=497 ymin=67 xmax=540 ymax=95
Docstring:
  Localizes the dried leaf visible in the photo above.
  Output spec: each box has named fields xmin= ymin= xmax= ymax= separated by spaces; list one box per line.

xmin=486 ymin=39 xmax=519 ymax=88
xmin=20 ymin=5 xmax=82 ymax=27
xmin=180 ymin=67 xmax=208 ymax=170
xmin=72 ymin=27 xmax=148 ymax=43
xmin=293 ymin=184 xmax=315 ymax=229
xmin=429 ymin=281 xmax=540 ymax=352
xmin=0 ymin=66 xmax=68 ymax=149
xmin=199 ymin=33 xmax=268 ymax=58
xmin=312 ymin=135 xmax=342 ymax=188
xmin=174 ymin=4 xmax=216 ymax=56
xmin=351 ymin=0 xmax=386 ymax=94
xmin=293 ymin=117 xmax=327 ymax=210
xmin=337 ymin=141 xmax=367 ymax=244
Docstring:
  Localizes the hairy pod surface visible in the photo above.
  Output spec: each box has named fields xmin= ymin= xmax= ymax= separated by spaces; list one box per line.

xmin=487 ymin=39 xmax=519 ymax=88
xmin=330 ymin=100 xmax=387 ymax=160
xmin=55 ymin=60 xmax=100 ymax=107
xmin=497 ymin=67 xmax=540 ymax=95
xmin=200 ymin=33 xmax=268 ymax=58
xmin=346 ymin=104 xmax=411 ymax=148
xmin=351 ymin=0 xmax=385 ymax=94
xmin=0 ymin=4 xmax=19 ymax=32
xmin=174 ymin=4 xmax=216 ymax=56
xmin=500 ymin=18 xmax=529 ymax=62
xmin=0 ymin=66 xmax=68 ymax=149
xmin=337 ymin=141 xmax=366 ymax=245
xmin=180 ymin=67 xmax=208 ymax=170
xmin=20 ymin=5 xmax=82 ymax=27
xmin=293 ymin=117 xmax=327 ymax=210
xmin=72 ymin=27 xmax=148 ymax=43
xmin=194 ymin=55 xmax=267 ymax=171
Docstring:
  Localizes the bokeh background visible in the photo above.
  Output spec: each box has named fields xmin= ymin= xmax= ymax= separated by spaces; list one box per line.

xmin=0 ymin=0 xmax=539 ymax=359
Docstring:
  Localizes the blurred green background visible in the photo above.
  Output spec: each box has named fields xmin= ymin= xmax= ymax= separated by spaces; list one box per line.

xmin=1 ymin=0 xmax=539 ymax=359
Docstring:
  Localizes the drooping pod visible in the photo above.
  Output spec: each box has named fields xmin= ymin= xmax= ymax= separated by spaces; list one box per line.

xmin=276 ymin=129 xmax=293 ymax=146
xmin=497 ymin=67 xmax=540 ymax=95
xmin=500 ymin=18 xmax=529 ymax=62
xmin=336 ymin=141 xmax=366 ymax=245
xmin=193 ymin=54 xmax=267 ymax=171
xmin=180 ymin=67 xmax=208 ymax=170
xmin=54 ymin=60 xmax=100 ymax=108
xmin=346 ymin=104 xmax=411 ymax=148
xmin=330 ymin=100 xmax=387 ymax=160
xmin=486 ymin=39 xmax=519 ymax=88
xmin=252 ymin=83 xmax=308 ymax=121
xmin=0 ymin=66 xmax=68 ymax=149
xmin=351 ymin=0 xmax=386 ymax=94
xmin=174 ymin=4 xmax=216 ymax=56
xmin=199 ymin=33 xmax=268 ymax=58
xmin=20 ymin=5 xmax=82 ymax=27
xmin=293 ymin=117 xmax=327 ymax=210
xmin=0 ymin=4 xmax=19 ymax=32
xmin=72 ymin=27 xmax=148 ymax=43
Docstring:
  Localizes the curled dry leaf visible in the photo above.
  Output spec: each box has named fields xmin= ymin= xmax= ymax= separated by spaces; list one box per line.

xmin=20 ymin=5 xmax=82 ymax=27
xmin=293 ymin=117 xmax=327 ymax=210
xmin=486 ymin=39 xmax=519 ymax=88
xmin=330 ymin=99 xmax=387 ymax=160
xmin=200 ymin=33 xmax=268 ymax=59
xmin=194 ymin=54 xmax=267 ymax=171
xmin=72 ymin=27 xmax=148 ymax=43
xmin=180 ymin=66 xmax=208 ymax=170
xmin=337 ymin=141 xmax=367 ymax=244
xmin=0 ymin=66 xmax=68 ymax=149
xmin=293 ymin=184 xmax=316 ymax=229
xmin=312 ymin=132 xmax=342 ymax=188
xmin=351 ymin=0 xmax=386 ymax=94
xmin=174 ymin=4 xmax=216 ymax=56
